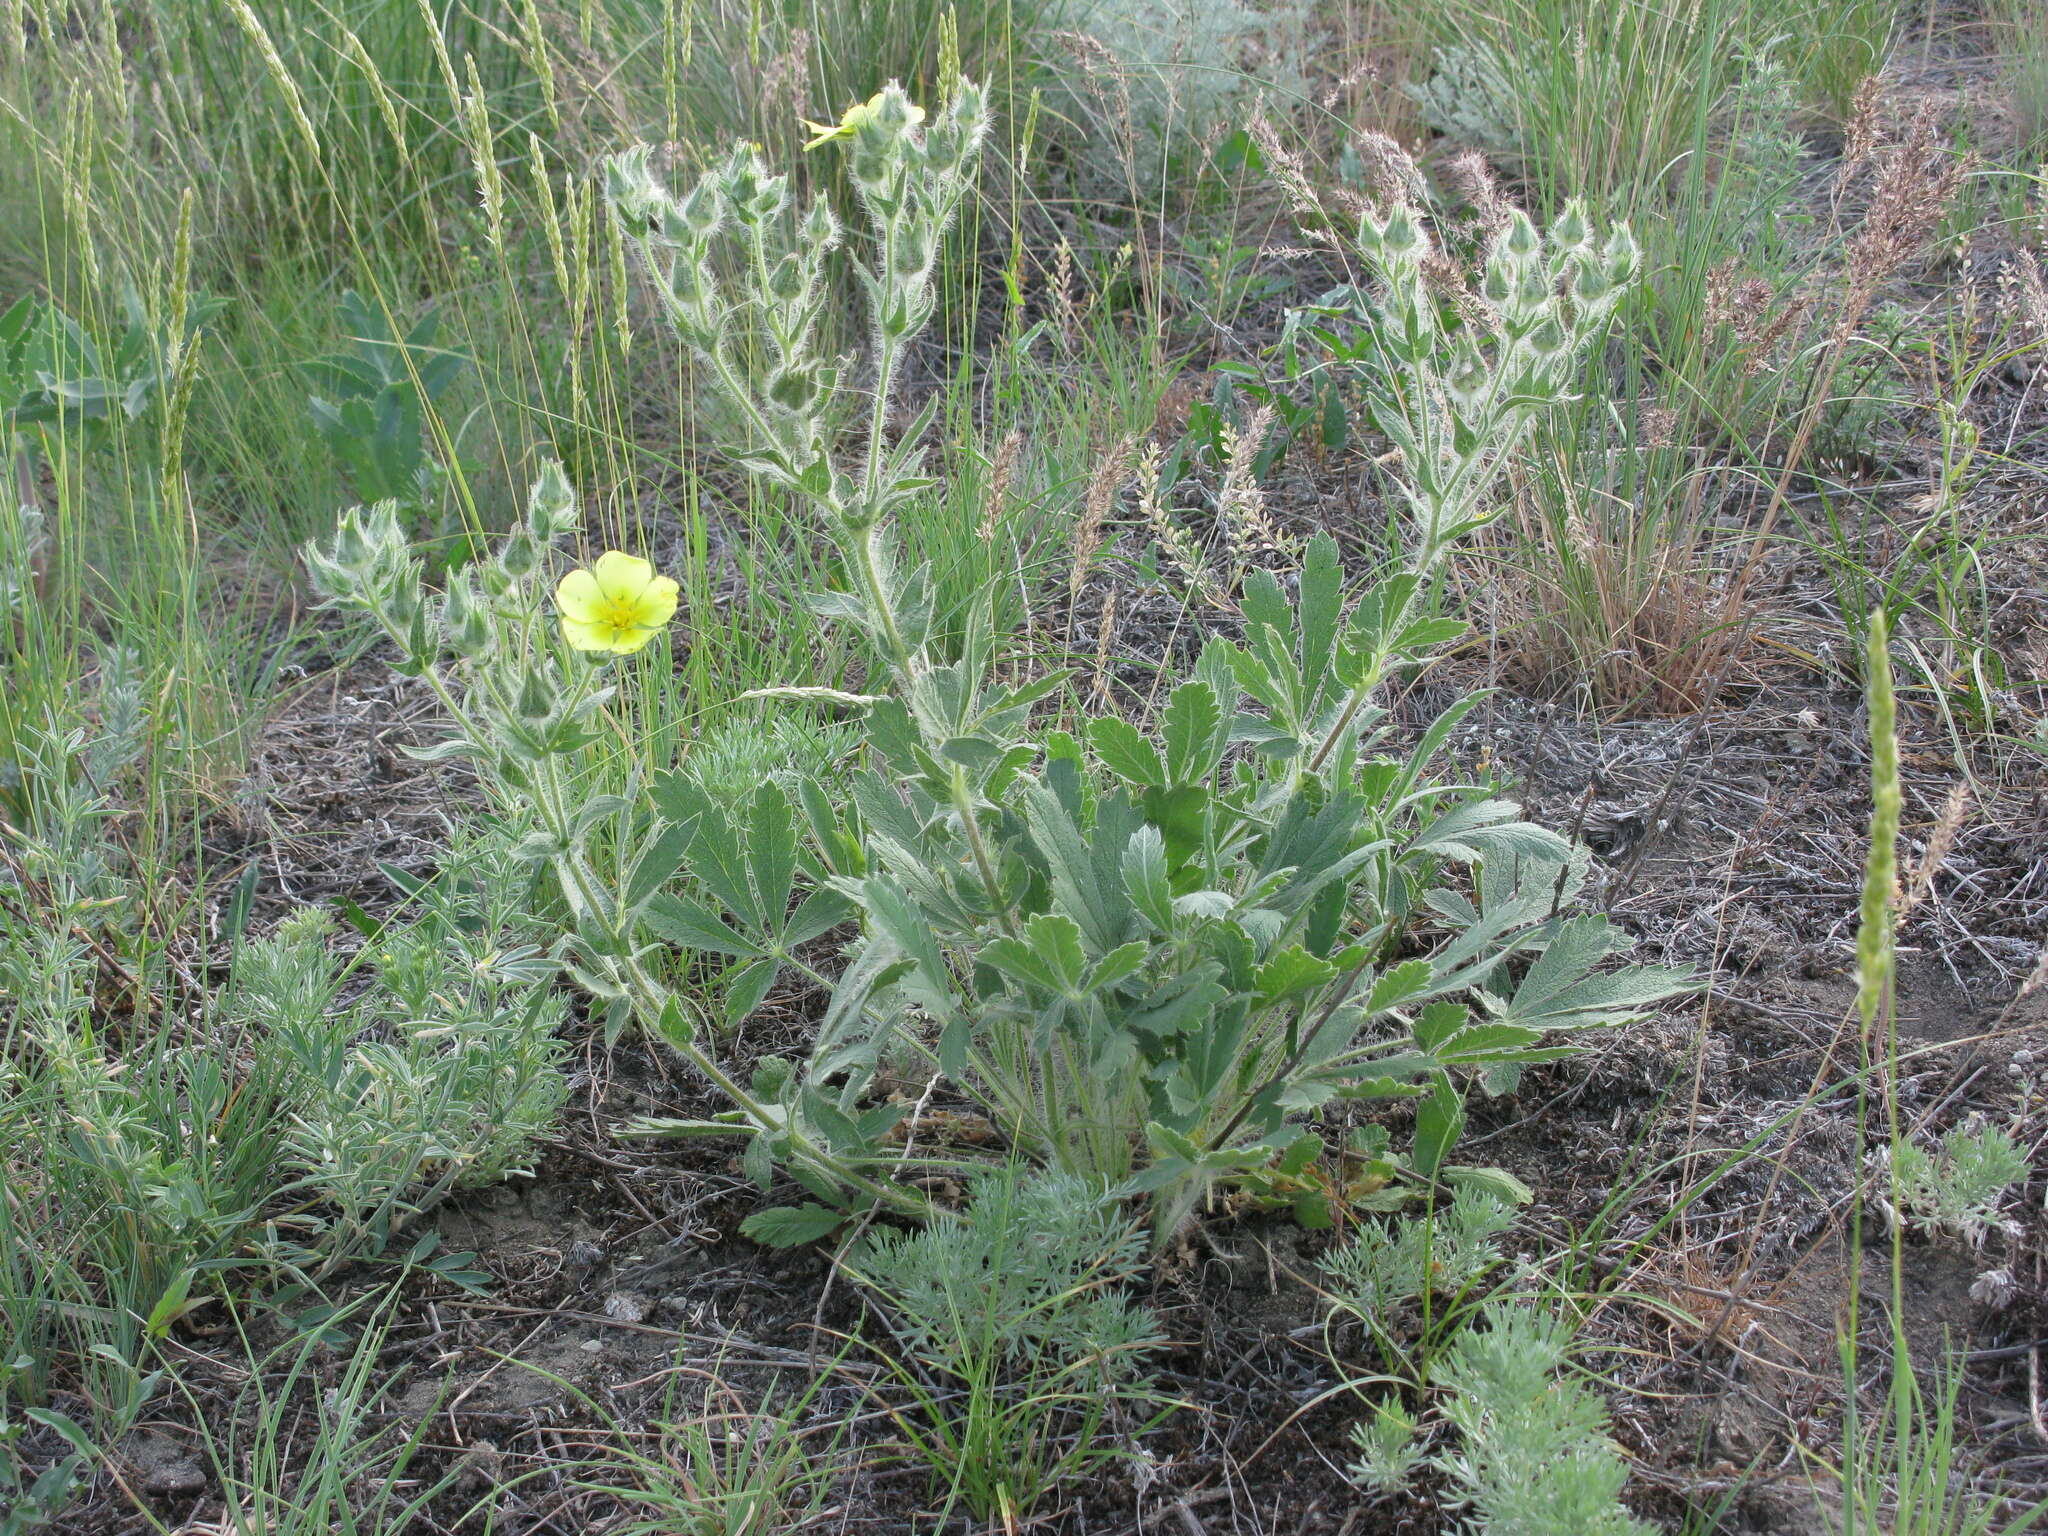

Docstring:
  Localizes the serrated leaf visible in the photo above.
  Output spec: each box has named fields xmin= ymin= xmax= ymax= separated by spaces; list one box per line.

xmin=740 ymin=1203 xmax=844 ymax=1247
xmin=1140 ymin=782 xmax=1211 ymax=876
xmin=1443 ymin=1165 xmax=1535 ymax=1204
xmin=1021 ymin=783 xmax=1126 ymax=953
xmin=1240 ymin=565 xmax=1293 ymax=644
xmin=144 ymin=1270 xmax=194 ymax=1341
xmin=782 ymin=886 xmax=856 ymax=948
xmin=396 ymin=736 xmax=478 ymax=763
xmin=1412 ymin=1077 xmax=1464 ymax=1177
xmin=641 ymin=892 xmax=768 ymax=958
xmin=1122 ymin=824 xmax=1174 ymax=932
xmin=940 ymin=734 xmax=1007 ymax=774
xmin=1295 ymin=532 xmax=1344 ymax=685
xmin=1086 ymin=940 xmax=1151 ymax=994
xmin=1368 ymin=958 xmax=1434 ymax=1012
xmin=1254 ymin=945 xmax=1338 ymax=1006
xmin=1412 ymin=999 xmax=1468 ymax=1050
xmin=853 ymin=875 xmax=959 ymax=1023
xmin=723 ymin=956 xmax=779 ymax=1026
xmin=983 ymin=911 xmax=1089 ymax=993
xmin=742 ymin=1132 xmax=775 ymax=1190
xmin=1491 ymin=915 xmax=1694 ymax=1030
xmin=1161 ymin=679 xmax=1225 ymax=784
xmin=1432 ymin=1022 xmax=1545 ymax=1062
xmin=624 ymin=816 xmax=697 ymax=913
xmin=746 ymin=782 xmax=797 ymax=935
xmin=1090 ymin=715 xmax=1165 ymax=786
xmin=1411 ymin=796 xmax=1571 ymax=865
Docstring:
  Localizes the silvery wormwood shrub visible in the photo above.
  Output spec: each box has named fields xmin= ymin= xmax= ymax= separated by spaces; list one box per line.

xmin=310 ymin=80 xmax=1689 ymax=1246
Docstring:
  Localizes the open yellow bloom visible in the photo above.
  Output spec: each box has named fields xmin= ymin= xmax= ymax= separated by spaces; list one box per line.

xmin=801 ymin=90 xmax=925 ymax=151
xmin=554 ymin=551 xmax=679 ymax=655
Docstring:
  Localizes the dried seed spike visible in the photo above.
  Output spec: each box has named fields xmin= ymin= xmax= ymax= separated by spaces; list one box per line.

xmin=1068 ymin=433 xmax=1131 ymax=605
xmin=1091 ymin=587 xmax=1119 ymax=703
xmin=1900 ymin=780 xmax=1970 ymax=918
xmin=980 ymin=429 xmax=1026 ymax=545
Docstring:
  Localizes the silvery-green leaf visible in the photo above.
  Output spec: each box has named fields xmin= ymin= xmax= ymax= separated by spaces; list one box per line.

xmin=1122 ymin=824 xmax=1174 ymax=933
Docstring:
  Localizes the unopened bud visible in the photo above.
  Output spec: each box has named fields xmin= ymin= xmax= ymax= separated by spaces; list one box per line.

xmin=441 ymin=572 xmax=490 ymax=657
xmin=799 ymin=200 xmax=840 ymax=253
xmin=604 ymin=145 xmax=668 ymax=234
xmin=1381 ymin=205 xmax=1421 ymax=259
xmin=528 ymin=460 xmax=578 ymax=541
xmin=720 ymin=146 xmax=764 ymax=219
xmin=516 ymin=665 xmax=556 ymax=722
xmin=766 ymin=366 xmax=818 ymax=411
xmin=1572 ymin=257 xmax=1611 ymax=307
xmin=678 ymin=174 xmax=724 ymax=238
xmin=331 ymin=509 xmax=374 ymax=572
xmin=870 ymin=84 xmax=916 ymax=135
xmin=1446 ymin=339 xmax=1488 ymax=407
xmin=749 ymin=174 xmax=789 ymax=223
xmin=1604 ymin=223 xmax=1640 ymax=284
xmin=767 ymin=252 xmax=804 ymax=301
xmin=1504 ymin=210 xmax=1539 ymax=260
xmin=951 ymin=79 xmax=987 ymax=136
xmin=498 ymin=529 xmax=537 ymax=579
xmin=1551 ymin=201 xmax=1591 ymax=251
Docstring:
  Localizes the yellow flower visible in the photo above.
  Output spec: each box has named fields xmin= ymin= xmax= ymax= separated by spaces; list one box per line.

xmin=801 ymin=89 xmax=925 ymax=152
xmin=554 ymin=551 xmax=679 ymax=655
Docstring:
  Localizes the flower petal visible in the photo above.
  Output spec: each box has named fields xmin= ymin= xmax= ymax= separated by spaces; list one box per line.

xmin=555 ymin=568 xmax=602 ymax=624
xmin=638 ymin=575 xmax=680 ymax=627
xmin=606 ymin=625 xmax=658 ymax=655
xmin=560 ymin=614 xmax=614 ymax=652
xmin=591 ymin=550 xmax=655 ymax=604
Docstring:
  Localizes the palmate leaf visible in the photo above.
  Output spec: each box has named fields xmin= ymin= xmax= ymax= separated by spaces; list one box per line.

xmin=1486 ymin=915 xmax=1694 ymax=1031
xmin=982 ymin=912 xmax=1089 ymax=993
xmin=1410 ymin=795 xmax=1570 ymax=865
xmin=1021 ymin=782 xmax=1133 ymax=954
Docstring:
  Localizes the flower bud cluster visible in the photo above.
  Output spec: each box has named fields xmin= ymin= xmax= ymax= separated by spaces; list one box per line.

xmin=603 ymin=80 xmax=987 ymax=547
xmin=1319 ymin=196 xmax=1640 ymax=557
xmin=303 ymin=463 xmax=614 ymax=778
xmin=302 ymin=500 xmax=434 ymax=670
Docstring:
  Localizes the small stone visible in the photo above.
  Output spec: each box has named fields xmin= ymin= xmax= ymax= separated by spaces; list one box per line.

xmin=603 ymin=1292 xmax=649 ymax=1323
xmin=579 ymin=1337 xmax=605 ymax=1354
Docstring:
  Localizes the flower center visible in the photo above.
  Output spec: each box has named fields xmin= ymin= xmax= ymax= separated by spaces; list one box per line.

xmin=603 ymin=597 xmax=640 ymax=629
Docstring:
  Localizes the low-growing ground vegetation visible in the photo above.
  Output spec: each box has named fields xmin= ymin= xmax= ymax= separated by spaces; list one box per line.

xmin=3 ymin=1 xmax=2047 ymax=1532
